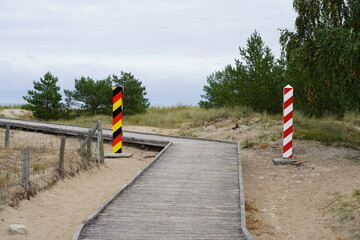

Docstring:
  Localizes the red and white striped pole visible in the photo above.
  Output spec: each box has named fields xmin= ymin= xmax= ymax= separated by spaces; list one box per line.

xmin=283 ymin=85 xmax=293 ymax=158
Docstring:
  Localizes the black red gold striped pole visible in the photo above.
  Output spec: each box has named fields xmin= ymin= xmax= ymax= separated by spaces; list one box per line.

xmin=112 ymin=85 xmax=123 ymax=153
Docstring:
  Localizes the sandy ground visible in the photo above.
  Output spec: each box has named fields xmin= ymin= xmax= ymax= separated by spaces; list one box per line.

xmin=125 ymin=122 xmax=360 ymax=240
xmin=0 ymin=143 xmax=156 ymax=240
xmin=242 ymin=141 xmax=360 ymax=240
xmin=0 ymin=109 xmax=33 ymax=119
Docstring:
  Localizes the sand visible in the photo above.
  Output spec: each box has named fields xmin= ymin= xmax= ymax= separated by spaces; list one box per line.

xmin=242 ymin=141 xmax=360 ymax=240
xmin=0 ymin=109 xmax=32 ymax=119
xmin=0 ymin=144 xmax=156 ymax=240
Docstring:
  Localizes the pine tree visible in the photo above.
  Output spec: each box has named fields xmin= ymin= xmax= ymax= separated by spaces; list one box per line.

xmin=111 ymin=72 xmax=150 ymax=115
xmin=199 ymin=31 xmax=284 ymax=113
xmin=23 ymin=72 xmax=64 ymax=120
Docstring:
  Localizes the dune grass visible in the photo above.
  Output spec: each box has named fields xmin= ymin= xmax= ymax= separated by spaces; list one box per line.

xmin=125 ymin=105 xmax=254 ymax=129
xmin=52 ymin=115 xmax=113 ymax=128
xmin=294 ymin=111 xmax=360 ymax=147
xmin=0 ymin=105 xmax=24 ymax=110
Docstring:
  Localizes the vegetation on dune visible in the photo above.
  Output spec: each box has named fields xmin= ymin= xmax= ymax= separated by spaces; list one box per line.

xmin=294 ymin=111 xmax=360 ymax=147
xmin=64 ymin=71 xmax=149 ymax=116
xmin=64 ymin=77 xmax=113 ymax=115
xmin=125 ymin=105 xmax=253 ymax=129
xmin=23 ymin=71 xmax=149 ymax=120
xmin=52 ymin=115 xmax=112 ymax=128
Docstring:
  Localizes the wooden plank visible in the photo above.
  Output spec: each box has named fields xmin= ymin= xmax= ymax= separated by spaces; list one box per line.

xmin=72 ymin=142 xmax=173 ymax=240
xmin=78 ymin=141 xmax=246 ymax=240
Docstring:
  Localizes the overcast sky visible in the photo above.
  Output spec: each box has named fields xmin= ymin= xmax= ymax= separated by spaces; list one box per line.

xmin=0 ymin=0 xmax=296 ymax=106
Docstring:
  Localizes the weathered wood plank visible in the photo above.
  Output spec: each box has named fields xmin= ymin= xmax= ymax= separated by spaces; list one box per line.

xmin=78 ymin=141 xmax=246 ymax=240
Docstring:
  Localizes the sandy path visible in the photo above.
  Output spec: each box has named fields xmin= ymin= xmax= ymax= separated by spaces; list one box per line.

xmin=0 ymin=145 xmax=156 ymax=240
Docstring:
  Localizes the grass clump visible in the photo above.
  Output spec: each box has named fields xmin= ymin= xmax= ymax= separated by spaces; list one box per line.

xmin=347 ymin=155 xmax=360 ymax=163
xmin=242 ymin=139 xmax=256 ymax=149
xmin=354 ymin=189 xmax=360 ymax=204
xmin=32 ymin=163 xmax=46 ymax=173
xmin=178 ymin=128 xmax=198 ymax=138
xmin=294 ymin=112 xmax=360 ymax=147
xmin=324 ymin=191 xmax=360 ymax=223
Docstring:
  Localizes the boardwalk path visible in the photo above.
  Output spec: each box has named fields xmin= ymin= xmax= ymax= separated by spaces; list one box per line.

xmin=0 ymin=118 xmax=252 ymax=240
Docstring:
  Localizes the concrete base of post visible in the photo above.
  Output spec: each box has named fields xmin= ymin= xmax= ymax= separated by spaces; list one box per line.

xmin=104 ymin=153 xmax=133 ymax=158
xmin=273 ymin=158 xmax=296 ymax=165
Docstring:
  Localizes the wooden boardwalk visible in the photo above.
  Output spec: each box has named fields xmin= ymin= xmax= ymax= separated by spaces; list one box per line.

xmin=0 ymin=118 xmax=252 ymax=240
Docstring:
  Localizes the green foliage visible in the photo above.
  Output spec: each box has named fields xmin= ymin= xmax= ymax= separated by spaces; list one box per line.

xmin=199 ymin=65 xmax=238 ymax=108
xmin=110 ymin=72 xmax=150 ymax=115
xmin=64 ymin=77 xmax=112 ymax=115
xmin=64 ymin=72 xmax=149 ymax=116
xmin=23 ymin=72 xmax=64 ymax=120
xmin=20 ymin=104 xmax=33 ymax=111
xmin=281 ymin=0 xmax=360 ymax=117
xmin=199 ymin=31 xmax=284 ymax=113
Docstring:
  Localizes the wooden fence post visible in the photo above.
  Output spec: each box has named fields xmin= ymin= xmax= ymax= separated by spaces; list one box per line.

xmin=22 ymin=147 xmax=30 ymax=190
xmin=59 ymin=136 xmax=66 ymax=179
xmin=96 ymin=120 xmax=104 ymax=163
xmin=80 ymin=123 xmax=98 ymax=149
xmin=79 ymin=122 xmax=99 ymax=164
xmin=86 ymin=129 xmax=93 ymax=163
xmin=4 ymin=125 xmax=10 ymax=148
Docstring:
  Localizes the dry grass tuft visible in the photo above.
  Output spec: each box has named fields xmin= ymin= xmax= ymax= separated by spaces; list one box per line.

xmin=321 ymin=190 xmax=360 ymax=239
